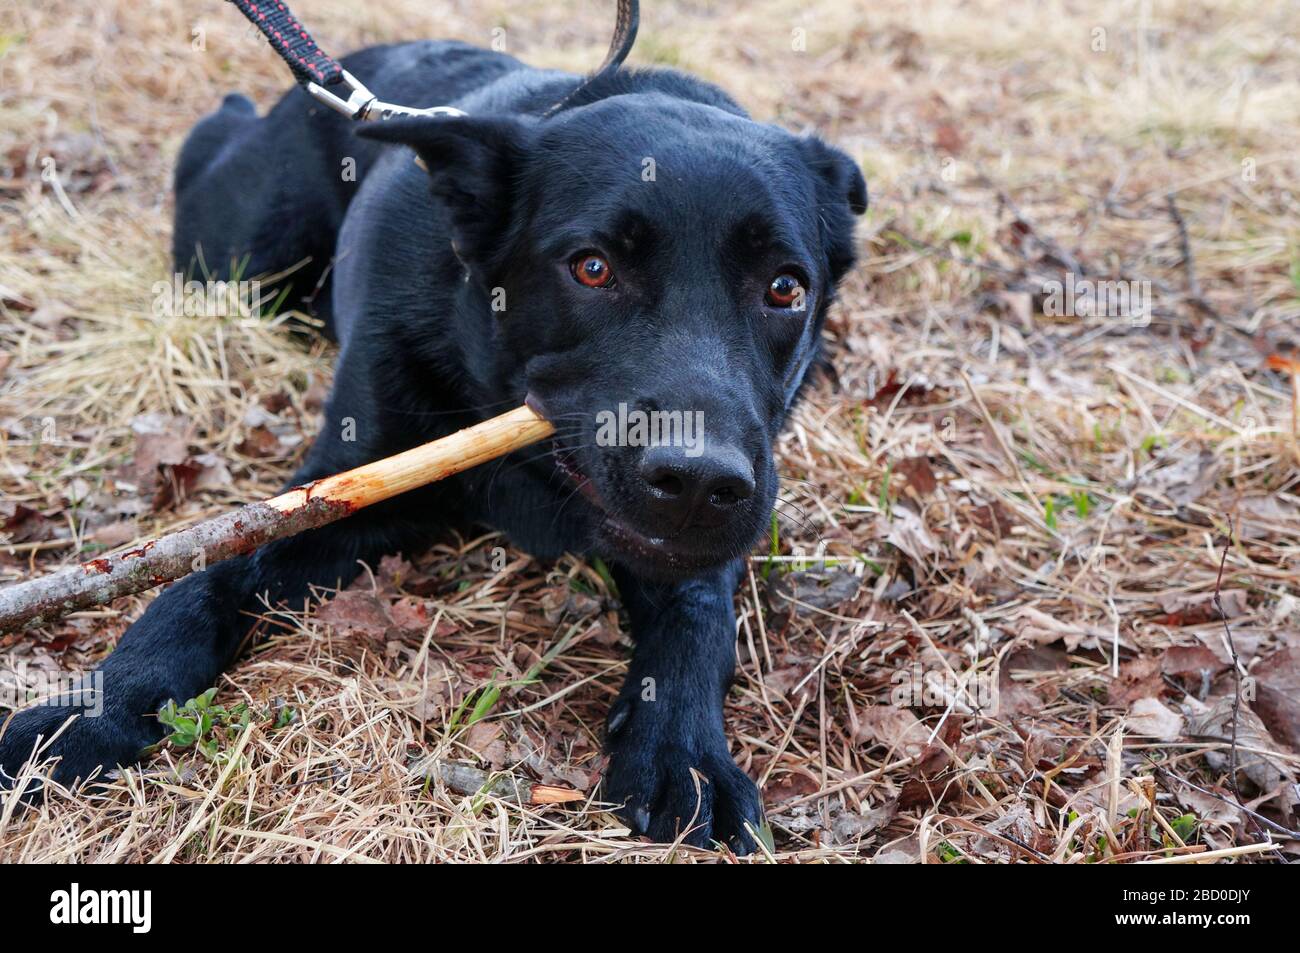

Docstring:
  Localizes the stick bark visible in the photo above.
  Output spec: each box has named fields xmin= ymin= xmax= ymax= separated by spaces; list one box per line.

xmin=411 ymin=757 xmax=585 ymax=806
xmin=0 ymin=405 xmax=554 ymax=633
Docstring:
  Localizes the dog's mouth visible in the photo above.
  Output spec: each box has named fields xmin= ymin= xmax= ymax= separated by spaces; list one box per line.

xmin=551 ymin=446 xmax=723 ymax=573
xmin=553 ymin=448 xmax=594 ymax=496
xmin=552 ymin=449 xmax=656 ymax=542
xmin=527 ymin=393 xmax=747 ymax=575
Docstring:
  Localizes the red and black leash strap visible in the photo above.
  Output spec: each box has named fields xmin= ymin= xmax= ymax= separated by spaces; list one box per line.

xmin=227 ymin=0 xmax=344 ymax=87
xmin=225 ymin=0 xmax=638 ymax=120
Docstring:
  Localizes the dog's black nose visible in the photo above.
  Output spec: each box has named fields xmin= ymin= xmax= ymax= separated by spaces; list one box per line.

xmin=638 ymin=443 xmax=754 ymax=526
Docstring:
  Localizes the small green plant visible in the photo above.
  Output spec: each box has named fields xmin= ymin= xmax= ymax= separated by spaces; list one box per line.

xmin=732 ymin=820 xmax=776 ymax=856
xmin=1169 ymin=812 xmax=1197 ymax=843
xmin=449 ymin=624 xmax=580 ymax=734
xmin=158 ymin=689 xmax=295 ymax=760
xmin=466 ymin=681 xmax=502 ymax=726
xmin=446 ymin=679 xmax=501 ymax=731
xmin=590 ymin=555 xmax=620 ymax=599
xmin=158 ymin=688 xmax=250 ymax=761
xmin=272 ymin=703 xmax=296 ymax=730
xmin=762 ymin=510 xmax=780 ymax=579
xmin=1071 ymin=490 xmax=1092 ymax=518
xmin=936 ymin=840 xmax=966 ymax=863
xmin=1140 ymin=433 xmax=1165 ymax=457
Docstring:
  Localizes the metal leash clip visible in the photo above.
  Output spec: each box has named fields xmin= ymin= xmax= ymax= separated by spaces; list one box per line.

xmin=306 ymin=70 xmax=467 ymax=122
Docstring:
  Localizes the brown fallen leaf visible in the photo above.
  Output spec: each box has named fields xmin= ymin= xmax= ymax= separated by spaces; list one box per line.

xmin=768 ymin=568 xmax=861 ymax=622
xmin=540 ymin=584 xmax=602 ymax=624
xmin=547 ymin=763 xmax=594 ymax=792
xmin=126 ymin=413 xmax=231 ymax=510
xmin=377 ymin=553 xmax=414 ymax=588
xmin=895 ymin=455 xmax=938 ymax=497
xmin=185 ymin=453 xmax=233 ymax=493
xmin=1162 ymin=644 xmax=1226 ymax=676
xmin=129 ymin=413 xmax=190 ymax=487
xmin=1173 ymin=781 xmax=1244 ymax=828
xmin=1252 ymin=647 xmax=1300 ymax=750
xmin=1110 ymin=656 xmax=1165 ymax=707
xmin=969 ymin=499 xmax=1016 ymax=540
xmin=972 ymin=803 xmax=1046 ymax=860
xmin=998 ymin=645 xmax=1067 ymax=714
xmin=763 ymin=658 xmax=819 ymax=697
xmin=917 ymin=714 xmax=964 ymax=775
xmin=898 ymin=775 xmax=964 ymax=810
xmin=236 ymin=424 xmax=281 ymax=458
xmin=766 ymin=770 xmax=823 ymax=803
xmin=1153 ymin=589 xmax=1249 ymax=626
xmin=90 ymin=519 xmax=139 ymax=548
xmin=855 ymin=705 xmax=930 ymax=759
xmin=0 ymin=502 xmax=54 ymax=543
xmin=872 ymin=843 xmax=920 ymax=864
xmin=1235 ymin=495 xmax=1300 ymax=540
xmin=1146 ymin=449 xmax=1218 ymax=506
xmin=1190 ymin=697 xmax=1298 ymax=817
xmin=1126 ymin=697 xmax=1183 ymax=741
xmin=1013 ymin=605 xmax=1112 ymax=651
xmin=315 ymin=589 xmax=393 ymax=637
xmin=878 ymin=504 xmax=937 ymax=566
xmin=464 ymin=721 xmax=508 ymax=770
xmin=933 ymin=121 xmax=966 ymax=155
xmin=771 ymin=799 xmax=898 ymax=845
xmin=385 ymin=597 xmax=425 ymax=632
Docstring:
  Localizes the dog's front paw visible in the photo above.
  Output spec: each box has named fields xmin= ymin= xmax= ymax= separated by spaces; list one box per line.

xmin=0 ymin=698 xmax=161 ymax=798
xmin=602 ymin=697 xmax=764 ymax=854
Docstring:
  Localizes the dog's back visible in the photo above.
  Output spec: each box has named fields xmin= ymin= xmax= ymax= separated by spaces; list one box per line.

xmin=172 ymin=41 xmax=527 ymax=334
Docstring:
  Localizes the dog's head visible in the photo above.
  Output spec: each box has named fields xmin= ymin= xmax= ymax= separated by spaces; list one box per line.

xmin=363 ymin=85 xmax=865 ymax=578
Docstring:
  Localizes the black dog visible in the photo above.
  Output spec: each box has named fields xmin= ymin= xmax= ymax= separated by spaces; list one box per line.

xmin=0 ymin=33 xmax=865 ymax=851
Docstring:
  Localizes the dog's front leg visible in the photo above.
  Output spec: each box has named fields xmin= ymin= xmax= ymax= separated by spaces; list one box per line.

xmin=603 ymin=559 xmax=764 ymax=853
xmin=0 ymin=456 xmax=438 ymax=795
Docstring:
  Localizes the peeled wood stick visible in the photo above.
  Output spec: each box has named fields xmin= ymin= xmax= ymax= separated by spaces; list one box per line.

xmin=0 ymin=406 xmax=554 ymax=634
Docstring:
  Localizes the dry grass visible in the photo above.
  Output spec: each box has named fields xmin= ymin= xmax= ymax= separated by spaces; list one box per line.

xmin=2 ymin=0 xmax=1299 ymax=863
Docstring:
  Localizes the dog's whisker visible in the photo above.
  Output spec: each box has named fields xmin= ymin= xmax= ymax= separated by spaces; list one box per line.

xmin=771 ymin=498 xmax=827 ymax=548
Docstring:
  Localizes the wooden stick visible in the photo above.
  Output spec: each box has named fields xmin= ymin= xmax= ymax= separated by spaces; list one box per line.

xmin=0 ymin=405 xmax=554 ymax=634
xmin=411 ymin=757 xmax=585 ymax=806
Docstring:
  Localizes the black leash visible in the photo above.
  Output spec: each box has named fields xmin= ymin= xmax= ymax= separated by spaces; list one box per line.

xmin=543 ymin=0 xmax=639 ymax=117
xmin=227 ymin=0 xmax=640 ymax=122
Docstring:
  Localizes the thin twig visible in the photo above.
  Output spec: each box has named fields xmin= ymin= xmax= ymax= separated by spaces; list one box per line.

xmin=1166 ymin=192 xmax=1223 ymax=321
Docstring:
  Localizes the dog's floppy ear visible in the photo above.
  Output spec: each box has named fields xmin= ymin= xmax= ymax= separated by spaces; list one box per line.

xmin=359 ymin=116 xmax=533 ymax=263
xmin=800 ymin=137 xmax=868 ymax=216
xmin=799 ymin=137 xmax=867 ymax=282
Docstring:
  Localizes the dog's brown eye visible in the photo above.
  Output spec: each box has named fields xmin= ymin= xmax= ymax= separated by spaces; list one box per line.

xmin=571 ymin=253 xmax=614 ymax=289
xmin=766 ymin=273 xmax=804 ymax=309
